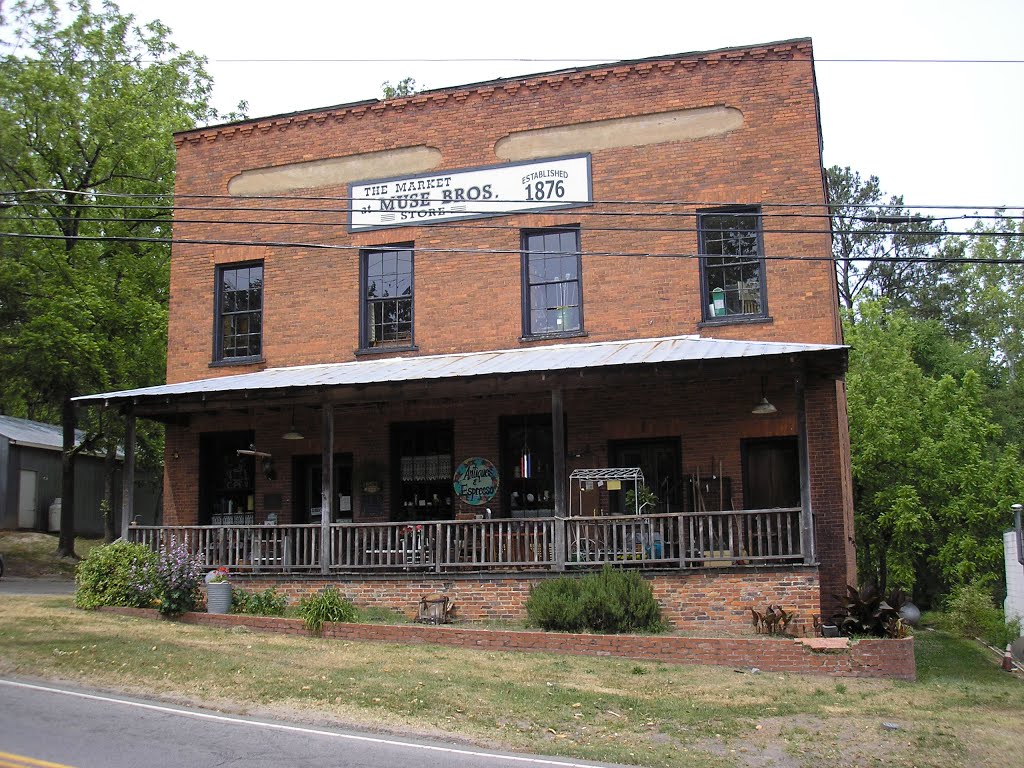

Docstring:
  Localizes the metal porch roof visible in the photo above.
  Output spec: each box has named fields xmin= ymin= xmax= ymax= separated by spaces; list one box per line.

xmin=75 ymin=334 xmax=846 ymax=409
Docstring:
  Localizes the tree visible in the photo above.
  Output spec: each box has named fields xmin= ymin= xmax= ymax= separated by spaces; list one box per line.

xmin=381 ymin=77 xmax=421 ymax=99
xmin=827 ymin=166 xmax=945 ymax=313
xmin=845 ymin=303 xmax=1024 ymax=603
xmin=0 ymin=0 xmax=217 ymax=554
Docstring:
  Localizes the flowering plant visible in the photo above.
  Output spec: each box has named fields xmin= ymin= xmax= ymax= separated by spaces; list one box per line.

xmin=154 ymin=541 xmax=205 ymax=616
xmin=400 ymin=524 xmax=424 ymax=536
xmin=207 ymin=566 xmax=230 ymax=583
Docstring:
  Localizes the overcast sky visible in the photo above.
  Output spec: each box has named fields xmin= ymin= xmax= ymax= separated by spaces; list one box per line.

xmin=113 ymin=0 xmax=1023 ymax=218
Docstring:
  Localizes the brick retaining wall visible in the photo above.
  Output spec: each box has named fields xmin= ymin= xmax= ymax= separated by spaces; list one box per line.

xmin=230 ymin=566 xmax=822 ymax=636
xmin=103 ymin=607 xmax=915 ymax=680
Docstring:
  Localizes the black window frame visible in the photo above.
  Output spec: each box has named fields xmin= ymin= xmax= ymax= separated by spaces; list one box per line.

xmin=359 ymin=244 xmax=416 ymax=353
xmin=520 ymin=227 xmax=585 ymax=340
xmin=698 ymin=207 xmax=768 ymax=323
xmin=213 ymin=261 xmax=264 ymax=364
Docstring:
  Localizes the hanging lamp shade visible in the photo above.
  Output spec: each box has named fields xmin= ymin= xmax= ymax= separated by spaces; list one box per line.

xmin=751 ymin=377 xmax=777 ymax=415
xmin=282 ymin=408 xmax=304 ymax=440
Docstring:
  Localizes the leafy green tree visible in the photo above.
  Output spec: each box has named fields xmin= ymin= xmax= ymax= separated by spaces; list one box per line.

xmin=845 ymin=303 xmax=1024 ymax=603
xmin=0 ymin=0 xmax=217 ymax=554
xmin=381 ymin=77 xmax=421 ymax=99
xmin=827 ymin=165 xmax=945 ymax=312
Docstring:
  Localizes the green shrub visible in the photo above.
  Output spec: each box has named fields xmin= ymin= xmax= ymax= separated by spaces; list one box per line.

xmin=526 ymin=567 xmax=664 ymax=634
xmin=942 ymin=582 xmax=1021 ymax=647
xmin=525 ymin=575 xmax=584 ymax=631
xmin=75 ymin=541 xmax=158 ymax=610
xmin=298 ymin=587 xmax=357 ymax=635
xmin=232 ymin=588 xmax=287 ymax=616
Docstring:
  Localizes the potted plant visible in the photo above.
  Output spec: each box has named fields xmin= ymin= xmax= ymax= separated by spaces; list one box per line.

xmin=205 ymin=566 xmax=232 ymax=614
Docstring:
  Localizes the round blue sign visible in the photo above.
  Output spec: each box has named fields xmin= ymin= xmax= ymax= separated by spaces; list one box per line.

xmin=452 ymin=457 xmax=499 ymax=506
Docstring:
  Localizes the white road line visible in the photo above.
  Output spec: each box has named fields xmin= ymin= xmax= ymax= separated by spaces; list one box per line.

xmin=0 ymin=679 xmax=603 ymax=768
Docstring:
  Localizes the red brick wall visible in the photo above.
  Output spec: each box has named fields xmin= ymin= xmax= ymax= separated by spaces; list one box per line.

xmin=105 ymin=607 xmax=916 ymax=680
xmin=165 ymin=41 xmax=837 ymax=383
xmin=231 ymin=565 xmax=821 ymax=636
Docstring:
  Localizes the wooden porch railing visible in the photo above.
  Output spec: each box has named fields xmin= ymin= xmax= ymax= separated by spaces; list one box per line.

xmin=127 ymin=508 xmax=805 ymax=574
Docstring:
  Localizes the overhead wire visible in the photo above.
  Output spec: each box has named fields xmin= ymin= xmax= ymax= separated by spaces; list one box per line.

xmin=0 ymin=213 xmax=1013 ymax=239
xmin=7 ymin=188 xmax=1024 ymax=213
xmin=1 ymin=230 xmax=1022 ymax=265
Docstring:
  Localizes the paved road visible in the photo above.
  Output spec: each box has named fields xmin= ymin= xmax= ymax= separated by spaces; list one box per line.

xmin=0 ymin=678 xmax=623 ymax=768
xmin=0 ymin=577 xmax=75 ymax=595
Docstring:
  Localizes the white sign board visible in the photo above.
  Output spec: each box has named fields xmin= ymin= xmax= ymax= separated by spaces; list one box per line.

xmin=349 ymin=154 xmax=591 ymax=231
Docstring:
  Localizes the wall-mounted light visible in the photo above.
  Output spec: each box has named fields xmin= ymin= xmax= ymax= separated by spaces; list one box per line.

xmin=751 ymin=377 xmax=777 ymax=416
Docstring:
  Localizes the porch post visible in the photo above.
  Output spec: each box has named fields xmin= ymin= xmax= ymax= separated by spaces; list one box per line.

xmin=120 ymin=409 xmax=136 ymax=540
xmin=795 ymin=373 xmax=816 ymax=564
xmin=320 ymin=403 xmax=334 ymax=575
xmin=552 ymin=388 xmax=567 ymax=571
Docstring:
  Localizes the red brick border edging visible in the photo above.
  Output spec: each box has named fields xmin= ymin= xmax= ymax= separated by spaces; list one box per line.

xmin=101 ymin=607 xmax=916 ymax=680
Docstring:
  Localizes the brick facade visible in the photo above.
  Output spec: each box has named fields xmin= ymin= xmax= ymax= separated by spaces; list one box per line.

xmin=130 ymin=38 xmax=858 ymax=636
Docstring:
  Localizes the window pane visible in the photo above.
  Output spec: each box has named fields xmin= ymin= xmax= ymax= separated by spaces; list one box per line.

xmin=701 ymin=211 xmax=762 ymax=318
xmin=367 ymin=252 xmax=383 ymax=278
xmin=523 ymin=229 xmax=581 ymax=336
xmin=363 ymin=249 xmax=414 ymax=347
xmin=218 ymin=264 xmax=263 ymax=360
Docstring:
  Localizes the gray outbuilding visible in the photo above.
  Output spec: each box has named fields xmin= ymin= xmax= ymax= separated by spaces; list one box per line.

xmin=0 ymin=414 xmax=160 ymax=536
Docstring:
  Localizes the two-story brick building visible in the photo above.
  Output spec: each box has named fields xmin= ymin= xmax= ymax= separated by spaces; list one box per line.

xmin=79 ymin=38 xmax=856 ymax=633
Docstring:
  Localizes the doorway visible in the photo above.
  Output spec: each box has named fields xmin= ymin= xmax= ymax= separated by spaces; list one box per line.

xmin=609 ymin=439 xmax=683 ymax=513
xmin=17 ymin=469 xmax=38 ymax=528
xmin=292 ymin=454 xmax=353 ymax=523
xmin=742 ymin=437 xmax=801 ymax=509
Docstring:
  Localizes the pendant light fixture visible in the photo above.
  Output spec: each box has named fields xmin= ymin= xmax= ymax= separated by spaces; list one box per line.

xmin=282 ymin=407 xmax=305 ymax=440
xmin=751 ymin=377 xmax=777 ymax=416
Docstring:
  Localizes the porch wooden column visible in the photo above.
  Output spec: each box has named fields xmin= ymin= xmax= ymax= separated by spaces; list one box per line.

xmin=120 ymin=409 xmax=136 ymax=540
xmin=795 ymin=373 xmax=816 ymax=564
xmin=552 ymin=388 xmax=567 ymax=571
xmin=320 ymin=403 xmax=334 ymax=575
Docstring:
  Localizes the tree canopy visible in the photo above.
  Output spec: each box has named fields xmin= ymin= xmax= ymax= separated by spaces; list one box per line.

xmin=830 ymin=165 xmax=1024 ymax=604
xmin=0 ymin=0 xmax=218 ymax=550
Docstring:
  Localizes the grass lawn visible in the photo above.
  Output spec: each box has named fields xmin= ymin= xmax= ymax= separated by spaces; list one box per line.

xmin=0 ymin=532 xmax=102 ymax=577
xmin=0 ymin=595 xmax=1020 ymax=767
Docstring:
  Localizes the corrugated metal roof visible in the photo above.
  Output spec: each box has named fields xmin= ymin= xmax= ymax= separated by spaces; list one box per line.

xmin=0 ymin=414 xmax=88 ymax=453
xmin=75 ymin=334 xmax=846 ymax=407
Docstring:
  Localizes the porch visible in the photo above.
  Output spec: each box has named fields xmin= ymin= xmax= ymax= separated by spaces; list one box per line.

xmin=128 ymin=506 xmax=805 ymax=573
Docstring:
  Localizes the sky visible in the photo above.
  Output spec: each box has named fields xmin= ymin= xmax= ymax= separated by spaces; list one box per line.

xmin=111 ymin=0 xmax=1023 ymax=218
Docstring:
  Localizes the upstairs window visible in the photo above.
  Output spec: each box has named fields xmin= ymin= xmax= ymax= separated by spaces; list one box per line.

xmin=215 ymin=262 xmax=263 ymax=361
xmin=699 ymin=209 xmax=766 ymax=321
xmin=522 ymin=228 xmax=583 ymax=338
xmin=362 ymin=246 xmax=414 ymax=350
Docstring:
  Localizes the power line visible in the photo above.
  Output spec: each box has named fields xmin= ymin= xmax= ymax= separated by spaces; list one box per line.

xmin=2 ymin=213 xmax=1010 ymax=240
xmin=27 ymin=56 xmax=1024 ymax=65
xmin=9 ymin=188 xmax=1024 ymax=213
xmin=2 ymin=230 xmax=1022 ymax=264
